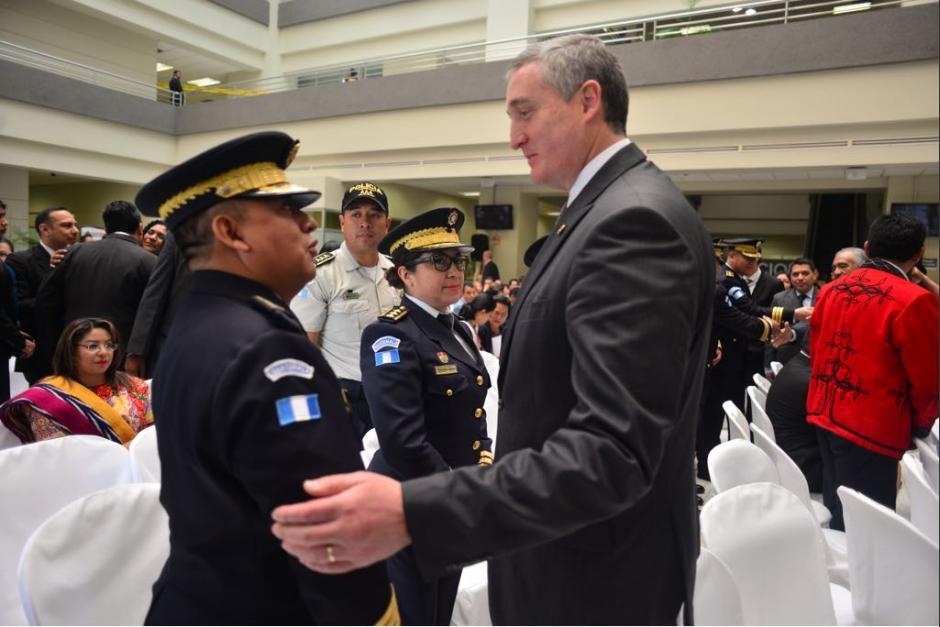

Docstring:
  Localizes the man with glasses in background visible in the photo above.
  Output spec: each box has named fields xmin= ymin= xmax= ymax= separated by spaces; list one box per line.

xmin=291 ymin=182 xmax=399 ymax=438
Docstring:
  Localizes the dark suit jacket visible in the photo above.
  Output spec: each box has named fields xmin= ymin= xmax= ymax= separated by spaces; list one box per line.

xmin=0 ymin=263 xmax=26 ymax=401
xmin=36 ymin=234 xmax=156 ymax=372
xmin=6 ymin=245 xmax=52 ymax=381
xmin=764 ymin=286 xmax=817 ymax=370
xmin=127 ymin=233 xmax=192 ymax=375
xmin=765 ymin=352 xmax=823 ymax=492
xmin=401 ymin=144 xmax=714 ymax=624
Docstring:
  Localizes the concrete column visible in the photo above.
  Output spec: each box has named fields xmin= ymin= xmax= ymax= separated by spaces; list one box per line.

xmin=485 ymin=0 xmax=534 ymax=61
xmin=0 ymin=166 xmax=31 ymax=248
xmin=476 ymin=184 xmax=539 ymax=279
xmin=262 ymin=0 xmax=283 ymax=79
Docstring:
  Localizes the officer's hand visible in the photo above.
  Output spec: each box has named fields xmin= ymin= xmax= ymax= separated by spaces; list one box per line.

xmin=771 ymin=322 xmax=794 ymax=348
xmin=19 ymin=337 xmax=35 ymax=359
xmin=271 ymin=471 xmax=410 ymax=574
xmin=125 ymin=354 xmax=145 ymax=378
xmin=49 ymin=248 xmax=68 ymax=268
xmin=762 ymin=316 xmax=779 ymax=332
xmin=710 ymin=348 xmax=722 ymax=367
xmin=794 ymin=306 xmax=813 ymax=322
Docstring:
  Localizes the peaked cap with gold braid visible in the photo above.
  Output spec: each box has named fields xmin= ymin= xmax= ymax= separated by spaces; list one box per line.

xmin=135 ymin=131 xmax=321 ymax=230
xmin=379 ymin=207 xmax=474 ymax=265
xmin=725 ymin=237 xmax=763 ymax=259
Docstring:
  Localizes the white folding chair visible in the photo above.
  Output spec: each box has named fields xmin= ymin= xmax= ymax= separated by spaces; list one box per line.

xmin=480 ymin=350 xmax=500 ymax=449
xmin=694 ymin=548 xmax=744 ymax=626
xmin=707 ymin=439 xmax=778 ymax=494
xmin=915 ymin=437 xmax=939 ymax=494
xmin=752 ymin=372 xmax=771 ymax=395
xmin=451 ymin=561 xmax=490 ymax=626
xmin=839 ymin=486 xmax=939 ymax=625
xmin=900 ymin=451 xmax=939 ymax=544
xmin=17 ymin=483 xmax=169 ymax=625
xmin=360 ymin=428 xmax=380 ymax=468
xmin=700 ymin=483 xmax=837 ymax=625
xmin=770 ymin=361 xmax=784 ymax=377
xmin=129 ymin=426 xmax=160 ymax=483
xmin=722 ymin=401 xmax=749 ymax=441
xmin=0 ymin=436 xmax=133 ymax=624
xmin=9 ymin=356 xmax=29 ymax=398
xmin=0 ymin=424 xmax=20 ymax=451
xmin=751 ymin=424 xmax=830 ymax=527
xmin=930 ymin=419 xmax=939 ymax=450
xmin=747 ymin=387 xmax=775 ymax=442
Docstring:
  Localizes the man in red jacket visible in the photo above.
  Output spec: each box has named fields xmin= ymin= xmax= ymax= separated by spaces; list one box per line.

xmin=808 ymin=213 xmax=938 ymax=531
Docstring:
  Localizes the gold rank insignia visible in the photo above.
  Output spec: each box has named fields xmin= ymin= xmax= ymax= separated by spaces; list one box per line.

xmin=380 ymin=306 xmax=409 ymax=322
xmin=437 ymin=352 xmax=449 ymax=363
xmin=447 ymin=210 xmax=459 ymax=226
xmin=315 ymin=251 xmax=335 ymax=267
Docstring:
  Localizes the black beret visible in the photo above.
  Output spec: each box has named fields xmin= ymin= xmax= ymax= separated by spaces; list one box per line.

xmin=135 ymin=131 xmax=320 ymax=231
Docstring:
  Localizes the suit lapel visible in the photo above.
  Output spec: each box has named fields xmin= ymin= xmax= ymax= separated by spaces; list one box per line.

xmin=407 ymin=298 xmax=481 ymax=372
xmin=501 ymin=143 xmax=647 ymax=364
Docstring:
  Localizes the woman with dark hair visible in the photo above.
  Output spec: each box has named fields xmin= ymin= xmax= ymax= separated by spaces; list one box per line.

xmin=142 ymin=218 xmax=168 ymax=255
xmin=465 ymin=292 xmax=495 ymax=351
xmin=360 ymin=207 xmax=493 ymax=625
xmin=0 ymin=317 xmax=152 ymax=444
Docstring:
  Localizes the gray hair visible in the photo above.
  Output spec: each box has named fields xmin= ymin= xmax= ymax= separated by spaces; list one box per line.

xmin=834 ymin=246 xmax=867 ymax=267
xmin=507 ymin=34 xmax=628 ymax=135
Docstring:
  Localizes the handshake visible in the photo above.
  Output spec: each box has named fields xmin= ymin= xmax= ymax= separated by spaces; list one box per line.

xmin=763 ymin=305 xmax=812 ymax=349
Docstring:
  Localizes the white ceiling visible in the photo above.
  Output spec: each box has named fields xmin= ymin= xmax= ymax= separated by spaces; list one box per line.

xmin=155 ymin=41 xmax=245 ymax=84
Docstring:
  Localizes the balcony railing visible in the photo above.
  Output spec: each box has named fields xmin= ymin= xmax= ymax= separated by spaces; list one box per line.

xmin=0 ymin=0 xmax=927 ymax=105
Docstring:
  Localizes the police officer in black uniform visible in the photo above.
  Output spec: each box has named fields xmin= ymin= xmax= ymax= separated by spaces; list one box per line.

xmin=360 ymin=207 xmax=492 ymax=625
xmin=135 ymin=131 xmax=398 ymax=625
xmin=698 ymin=241 xmax=779 ymax=481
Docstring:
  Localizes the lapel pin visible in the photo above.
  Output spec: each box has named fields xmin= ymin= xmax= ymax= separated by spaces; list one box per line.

xmin=557 ymin=224 xmax=567 ymax=235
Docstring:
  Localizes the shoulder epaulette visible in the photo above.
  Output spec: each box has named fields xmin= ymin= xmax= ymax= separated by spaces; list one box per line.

xmin=379 ymin=305 xmax=408 ymax=322
xmin=725 ymin=270 xmax=735 ymax=278
xmin=315 ymin=251 xmax=335 ymax=267
xmin=251 ymin=295 xmax=304 ymax=333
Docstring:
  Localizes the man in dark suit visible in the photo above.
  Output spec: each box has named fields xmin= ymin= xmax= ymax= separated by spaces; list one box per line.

xmin=764 ymin=257 xmax=818 ymax=373
xmin=272 ymin=34 xmax=713 ymax=624
xmin=35 ymin=201 xmax=155 ymax=373
xmin=6 ymin=206 xmax=79 ymax=382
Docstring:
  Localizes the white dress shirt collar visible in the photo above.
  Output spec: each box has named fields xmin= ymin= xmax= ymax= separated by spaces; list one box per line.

xmin=406 ymin=294 xmax=450 ymax=317
xmin=567 ymin=137 xmax=632 ymax=207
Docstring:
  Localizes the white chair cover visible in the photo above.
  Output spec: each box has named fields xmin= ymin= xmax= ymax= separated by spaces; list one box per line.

xmin=700 ymin=483 xmax=837 ymax=625
xmin=361 ymin=428 xmax=380 ymax=468
xmin=9 ymin=356 xmax=28 ymax=398
xmin=838 ymin=486 xmax=939 ymax=625
xmin=751 ymin=424 xmax=831 ymax=527
xmin=707 ymin=439 xmax=778 ymax=494
xmin=901 ymin=451 xmax=939 ymax=544
xmin=930 ymin=419 xmax=939 ymax=450
xmin=770 ymin=361 xmax=784 ymax=377
xmin=694 ymin=548 xmax=744 ymax=625
xmin=723 ymin=401 xmax=749 ymax=441
xmin=752 ymin=372 xmax=771 ymax=395
xmin=914 ymin=438 xmax=939 ymax=494
xmin=17 ymin=483 xmax=170 ymax=625
xmin=479 ymin=351 xmax=500 ymax=449
xmin=0 ymin=423 xmax=20 ymax=452
xmin=747 ymin=387 xmax=775 ymax=442
xmin=129 ymin=425 xmax=160 ymax=483
xmin=451 ymin=561 xmax=490 ymax=626
xmin=0 ymin=436 xmax=134 ymax=624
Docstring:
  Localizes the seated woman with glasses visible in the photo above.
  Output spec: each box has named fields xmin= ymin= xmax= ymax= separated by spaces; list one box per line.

xmin=0 ymin=317 xmax=152 ymax=444
xmin=359 ymin=207 xmax=493 ymax=626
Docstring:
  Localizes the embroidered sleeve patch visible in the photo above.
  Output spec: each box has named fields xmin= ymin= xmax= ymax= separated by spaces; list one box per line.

xmin=276 ymin=395 xmax=321 ymax=426
xmin=728 ymin=286 xmax=746 ymax=301
xmin=371 ymin=336 xmax=401 ymax=352
xmin=375 ymin=349 xmax=401 ymax=366
xmin=264 ymin=359 xmax=315 ymax=382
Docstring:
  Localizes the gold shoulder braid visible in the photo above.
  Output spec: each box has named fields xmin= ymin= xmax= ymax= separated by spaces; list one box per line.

xmin=379 ymin=306 xmax=408 ymax=322
xmin=315 ymin=251 xmax=335 ymax=267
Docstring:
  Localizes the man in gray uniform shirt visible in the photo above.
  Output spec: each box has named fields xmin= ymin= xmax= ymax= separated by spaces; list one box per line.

xmin=291 ymin=182 xmax=400 ymax=438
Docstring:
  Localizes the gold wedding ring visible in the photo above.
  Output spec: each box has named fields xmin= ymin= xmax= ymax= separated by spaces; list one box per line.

xmin=326 ymin=545 xmax=336 ymax=563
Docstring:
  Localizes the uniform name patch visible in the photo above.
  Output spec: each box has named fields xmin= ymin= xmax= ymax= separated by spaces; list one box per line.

xmin=375 ymin=349 xmax=400 ymax=366
xmin=371 ymin=336 xmax=401 ymax=352
xmin=434 ymin=364 xmax=458 ymax=376
xmin=728 ymin=286 xmax=746 ymax=301
xmin=264 ymin=359 xmax=314 ymax=382
xmin=276 ymin=394 xmax=321 ymax=426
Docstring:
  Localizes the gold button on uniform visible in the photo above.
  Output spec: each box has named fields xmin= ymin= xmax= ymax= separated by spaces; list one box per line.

xmin=476 ymin=375 xmax=484 ymax=386
xmin=474 ymin=408 xmax=483 ymax=418
xmin=472 ymin=440 xmax=480 ymax=451
xmin=446 ymin=388 xmax=454 ymax=397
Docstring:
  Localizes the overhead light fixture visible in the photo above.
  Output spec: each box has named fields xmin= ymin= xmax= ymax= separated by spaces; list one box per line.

xmin=188 ymin=77 xmax=221 ymax=87
xmin=745 ymin=8 xmax=757 ymax=15
xmin=845 ymin=167 xmax=868 ymax=181
xmin=732 ymin=6 xmax=743 ymax=12
xmin=833 ymin=2 xmax=871 ymax=14
xmin=156 ymin=62 xmax=173 ymax=72
xmin=460 ymin=191 xmax=480 ymax=197
xmin=480 ymin=177 xmax=496 ymax=188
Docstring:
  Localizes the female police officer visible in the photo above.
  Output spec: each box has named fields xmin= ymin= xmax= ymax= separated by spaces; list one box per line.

xmin=360 ymin=207 xmax=493 ymax=625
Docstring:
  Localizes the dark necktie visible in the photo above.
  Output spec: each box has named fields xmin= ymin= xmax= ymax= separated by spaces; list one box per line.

xmin=437 ymin=313 xmax=455 ymax=330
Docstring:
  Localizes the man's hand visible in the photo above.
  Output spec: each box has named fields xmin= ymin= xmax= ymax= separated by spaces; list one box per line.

xmin=19 ymin=334 xmax=35 ymax=359
xmin=271 ymin=471 xmax=410 ymax=574
xmin=710 ymin=347 xmax=722 ymax=368
xmin=49 ymin=248 xmax=68 ymax=268
xmin=125 ymin=354 xmax=146 ymax=378
xmin=794 ymin=306 xmax=813 ymax=322
xmin=771 ymin=322 xmax=795 ymax=348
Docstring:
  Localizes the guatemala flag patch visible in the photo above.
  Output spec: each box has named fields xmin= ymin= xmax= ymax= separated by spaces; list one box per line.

xmin=375 ymin=349 xmax=401 ymax=366
xmin=275 ymin=394 xmax=322 ymax=426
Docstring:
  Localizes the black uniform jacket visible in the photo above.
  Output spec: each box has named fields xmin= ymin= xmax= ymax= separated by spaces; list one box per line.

xmin=361 ymin=296 xmax=492 ymax=480
xmin=147 ymin=271 xmax=393 ymax=625
xmin=709 ymin=279 xmax=772 ymax=366
xmin=36 ymin=234 xmax=156 ymax=371
xmin=400 ymin=143 xmax=714 ymax=625
xmin=722 ymin=265 xmax=794 ymax=324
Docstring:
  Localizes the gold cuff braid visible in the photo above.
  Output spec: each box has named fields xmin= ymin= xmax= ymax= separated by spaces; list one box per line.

xmin=771 ymin=307 xmax=784 ymax=324
xmin=759 ymin=318 xmax=771 ymax=343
